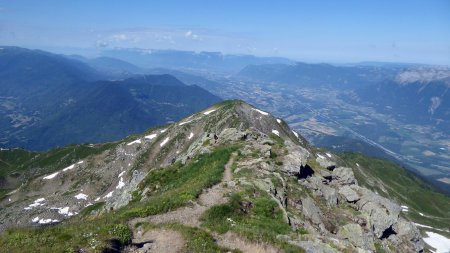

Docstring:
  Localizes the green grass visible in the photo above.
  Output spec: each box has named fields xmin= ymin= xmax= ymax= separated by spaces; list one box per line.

xmin=0 ymin=144 xmax=238 ymax=252
xmin=0 ymin=217 xmax=131 ymax=253
xmin=201 ymin=189 xmax=304 ymax=252
xmin=118 ymin=145 xmax=238 ymax=219
xmin=339 ymin=152 xmax=450 ymax=231
xmin=0 ymin=142 xmax=117 ymax=196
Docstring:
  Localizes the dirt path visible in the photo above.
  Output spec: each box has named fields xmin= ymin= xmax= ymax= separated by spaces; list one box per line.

xmin=214 ymin=231 xmax=282 ymax=253
xmin=128 ymin=153 xmax=282 ymax=253
xmin=123 ymin=228 xmax=185 ymax=253
xmin=129 ymin=153 xmax=236 ymax=228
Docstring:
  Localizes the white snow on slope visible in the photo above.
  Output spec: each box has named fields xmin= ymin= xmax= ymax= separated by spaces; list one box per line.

xmin=77 ymin=160 xmax=84 ymax=164
xmin=118 ymin=171 xmax=125 ymax=178
xmin=145 ymin=133 xmax=157 ymax=140
xmin=62 ymin=164 xmax=75 ymax=172
xmin=104 ymin=191 xmax=114 ymax=199
xmin=252 ymin=108 xmax=268 ymax=115
xmin=43 ymin=172 xmax=59 ymax=180
xmin=326 ymin=153 xmax=332 ymax=158
xmin=203 ymin=109 xmax=216 ymax=115
xmin=272 ymin=129 xmax=280 ymax=136
xmin=160 ymin=137 xmax=169 ymax=147
xmin=188 ymin=132 xmax=194 ymax=140
xmin=292 ymin=130 xmax=299 ymax=138
xmin=179 ymin=120 xmax=193 ymax=126
xmin=116 ymin=177 xmax=125 ymax=189
xmin=38 ymin=218 xmax=59 ymax=224
xmin=127 ymin=139 xmax=141 ymax=146
xmin=276 ymin=119 xmax=282 ymax=124
xmin=317 ymin=154 xmax=325 ymax=159
xmin=160 ymin=129 xmax=167 ymax=133
xmin=74 ymin=193 xmax=88 ymax=200
xmin=423 ymin=231 xmax=450 ymax=253
xmin=51 ymin=206 xmax=74 ymax=216
xmin=401 ymin=205 xmax=409 ymax=212
xmin=24 ymin=198 xmax=46 ymax=210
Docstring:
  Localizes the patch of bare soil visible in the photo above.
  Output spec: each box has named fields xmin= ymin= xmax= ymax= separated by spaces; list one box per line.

xmin=123 ymin=228 xmax=185 ymax=253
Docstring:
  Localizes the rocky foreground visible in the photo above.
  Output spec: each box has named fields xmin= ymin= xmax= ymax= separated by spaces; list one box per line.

xmin=0 ymin=100 xmax=427 ymax=252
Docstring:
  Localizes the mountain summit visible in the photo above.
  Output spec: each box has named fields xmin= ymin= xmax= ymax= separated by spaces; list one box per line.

xmin=0 ymin=100 xmax=433 ymax=252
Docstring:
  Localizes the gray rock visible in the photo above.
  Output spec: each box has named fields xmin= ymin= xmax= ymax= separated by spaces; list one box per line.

xmin=356 ymin=188 xmax=401 ymax=238
xmin=332 ymin=167 xmax=357 ymax=185
xmin=316 ymin=156 xmax=336 ymax=170
xmin=338 ymin=185 xmax=360 ymax=202
xmin=281 ymin=145 xmax=309 ymax=175
xmin=394 ymin=219 xmax=424 ymax=252
xmin=337 ymin=223 xmax=374 ymax=250
xmin=320 ymin=184 xmax=337 ymax=206
xmin=289 ymin=240 xmax=339 ymax=253
xmin=302 ymin=197 xmax=322 ymax=225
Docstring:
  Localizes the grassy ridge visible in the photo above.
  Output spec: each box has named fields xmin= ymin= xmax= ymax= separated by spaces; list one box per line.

xmin=201 ymin=189 xmax=304 ymax=253
xmin=0 ymin=145 xmax=238 ymax=252
xmin=339 ymin=152 xmax=450 ymax=232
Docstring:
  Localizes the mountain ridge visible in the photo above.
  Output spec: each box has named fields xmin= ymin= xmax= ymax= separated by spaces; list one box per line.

xmin=1 ymin=100 xmax=446 ymax=252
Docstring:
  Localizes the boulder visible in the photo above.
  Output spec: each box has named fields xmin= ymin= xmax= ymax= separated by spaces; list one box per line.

xmin=302 ymin=197 xmax=322 ymax=225
xmin=356 ymin=188 xmax=401 ymax=238
xmin=338 ymin=185 xmax=360 ymax=202
xmin=320 ymin=184 xmax=338 ymax=206
xmin=394 ymin=219 xmax=424 ymax=252
xmin=282 ymin=145 xmax=309 ymax=175
xmin=332 ymin=167 xmax=357 ymax=185
xmin=337 ymin=223 xmax=374 ymax=250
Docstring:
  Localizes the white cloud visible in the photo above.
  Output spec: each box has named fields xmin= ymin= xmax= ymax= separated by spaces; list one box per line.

xmin=184 ymin=30 xmax=201 ymax=40
xmin=111 ymin=33 xmax=128 ymax=41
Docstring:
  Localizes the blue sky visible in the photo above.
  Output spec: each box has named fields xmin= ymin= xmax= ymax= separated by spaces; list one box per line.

xmin=0 ymin=0 xmax=449 ymax=64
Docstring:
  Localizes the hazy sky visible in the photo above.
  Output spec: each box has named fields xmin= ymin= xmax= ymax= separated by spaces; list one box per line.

xmin=1 ymin=0 xmax=449 ymax=64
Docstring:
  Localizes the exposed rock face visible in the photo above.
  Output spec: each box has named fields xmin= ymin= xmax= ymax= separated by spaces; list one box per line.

xmin=0 ymin=100 xmax=425 ymax=253
xmin=332 ymin=167 xmax=357 ymax=185
xmin=302 ymin=197 xmax=323 ymax=225
xmin=339 ymin=185 xmax=360 ymax=202
xmin=337 ymin=224 xmax=374 ymax=250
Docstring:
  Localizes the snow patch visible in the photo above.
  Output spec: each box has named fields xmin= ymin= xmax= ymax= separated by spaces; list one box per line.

xmin=127 ymin=139 xmax=141 ymax=146
xmin=118 ymin=171 xmax=125 ymax=178
xmin=24 ymin=198 xmax=46 ymax=210
xmin=326 ymin=153 xmax=332 ymax=158
xmin=160 ymin=137 xmax=169 ymax=147
xmin=160 ymin=129 xmax=167 ymax=133
xmin=94 ymin=197 xmax=100 ymax=201
xmin=38 ymin=218 xmax=59 ymax=224
xmin=104 ymin=191 xmax=114 ymax=199
xmin=419 ymin=212 xmax=425 ymax=216
xmin=271 ymin=129 xmax=280 ymax=136
xmin=62 ymin=164 xmax=75 ymax=172
xmin=145 ymin=133 xmax=157 ymax=140
xmin=423 ymin=231 xmax=450 ymax=253
xmin=188 ymin=132 xmax=194 ymax=140
xmin=252 ymin=108 xmax=268 ymax=115
xmin=179 ymin=120 xmax=193 ymax=126
xmin=401 ymin=205 xmax=409 ymax=212
xmin=292 ymin=130 xmax=299 ymax=138
xmin=32 ymin=217 xmax=39 ymax=223
xmin=43 ymin=172 xmax=59 ymax=180
xmin=317 ymin=154 xmax=325 ymax=159
xmin=52 ymin=207 xmax=74 ymax=217
xmin=74 ymin=193 xmax=88 ymax=200
xmin=203 ymin=109 xmax=217 ymax=115
xmin=356 ymin=163 xmax=360 ymax=167
xmin=116 ymin=177 xmax=125 ymax=189
xmin=276 ymin=119 xmax=282 ymax=124
xmin=77 ymin=160 xmax=84 ymax=164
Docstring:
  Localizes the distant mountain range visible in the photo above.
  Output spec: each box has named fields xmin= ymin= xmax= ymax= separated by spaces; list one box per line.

xmin=100 ymin=48 xmax=293 ymax=74
xmin=0 ymin=47 xmax=221 ymax=150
